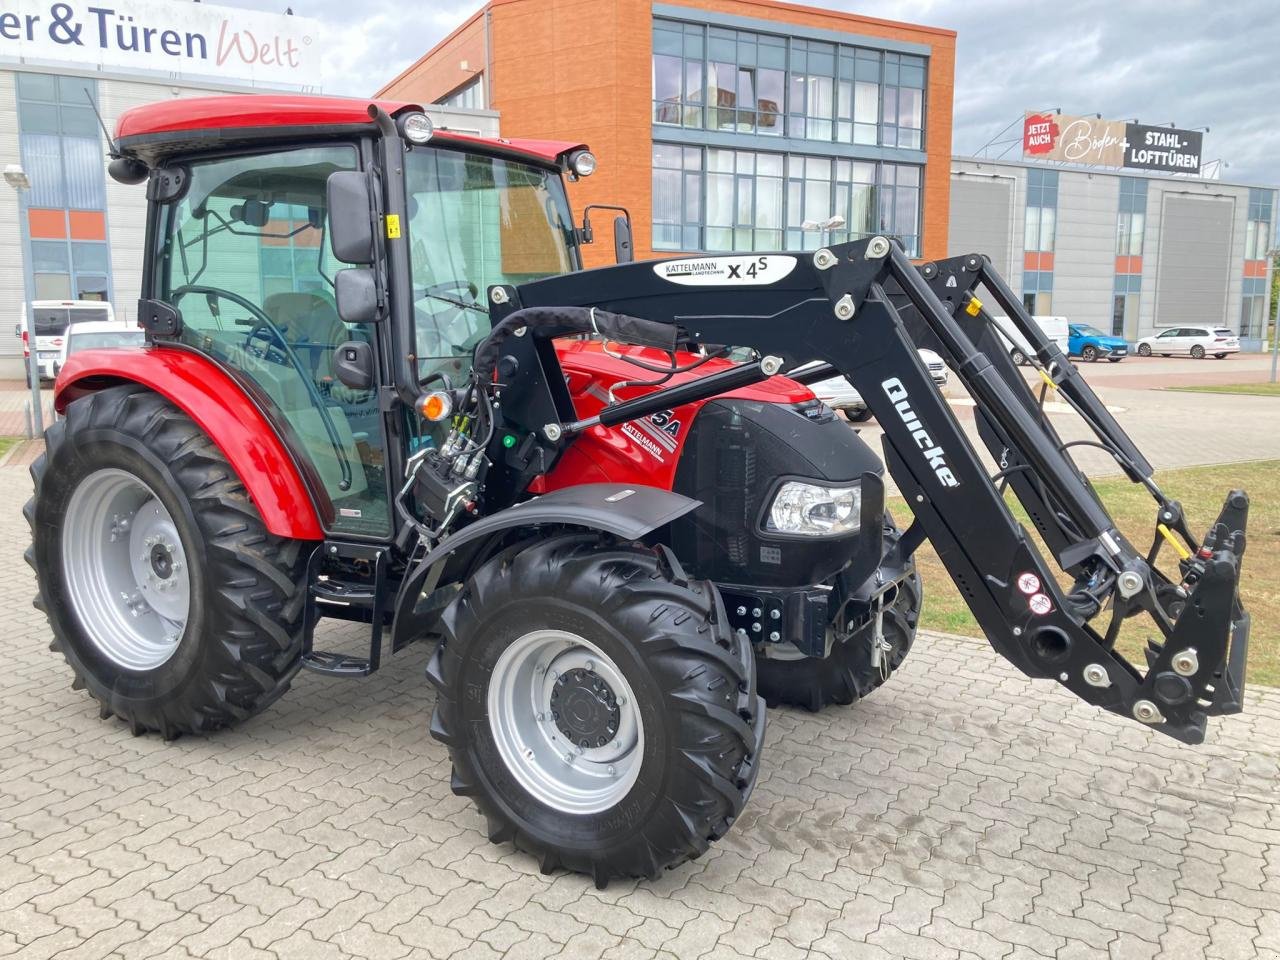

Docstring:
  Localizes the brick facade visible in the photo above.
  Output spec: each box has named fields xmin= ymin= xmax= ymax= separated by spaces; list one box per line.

xmin=379 ymin=0 xmax=955 ymax=266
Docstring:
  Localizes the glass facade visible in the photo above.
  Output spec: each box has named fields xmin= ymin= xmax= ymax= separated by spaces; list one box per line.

xmin=1245 ymin=187 xmax=1273 ymax=261
xmin=16 ymin=73 xmax=111 ymax=302
xmin=436 ymin=76 xmax=485 ymax=110
xmin=1242 ymin=277 xmax=1266 ymax=340
xmin=651 ymin=16 xmax=926 ymax=257
xmin=1023 ymin=168 xmax=1057 ymax=254
xmin=1112 ymin=178 xmax=1147 ymax=335
xmin=1116 ymin=177 xmax=1147 ymax=257
xmin=1022 ymin=169 xmax=1058 ymax=314
xmin=653 ymin=144 xmax=919 ymax=255
xmin=653 ymin=19 xmax=925 ymax=148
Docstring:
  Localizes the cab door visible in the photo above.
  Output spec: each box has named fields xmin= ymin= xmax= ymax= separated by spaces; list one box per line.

xmin=155 ymin=144 xmax=394 ymax=539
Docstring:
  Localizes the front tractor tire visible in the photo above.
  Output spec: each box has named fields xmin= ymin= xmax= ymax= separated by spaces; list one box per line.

xmin=757 ymin=523 xmax=922 ymax=712
xmin=27 ymin=385 xmax=310 ymax=738
xmin=428 ymin=534 xmax=765 ymax=887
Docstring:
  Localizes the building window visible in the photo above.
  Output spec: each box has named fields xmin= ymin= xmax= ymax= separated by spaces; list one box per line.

xmin=1112 ymin=273 xmax=1142 ymax=337
xmin=652 ymin=18 xmax=926 ymax=149
xmin=653 ymin=20 xmax=706 ymax=127
xmin=1023 ymin=270 xmax=1053 ymax=315
xmin=436 ymin=76 xmax=484 ymax=110
xmin=1245 ymin=187 xmax=1274 ymax=261
xmin=1024 ymin=168 xmax=1058 ymax=254
xmin=652 ymin=144 xmax=920 ymax=256
xmin=652 ymin=144 xmax=703 ymax=251
xmin=880 ymin=53 xmax=925 ymax=149
xmin=1116 ymin=177 xmax=1147 ymax=256
xmin=1242 ymin=277 xmax=1267 ymax=340
xmin=787 ymin=39 xmax=836 ymax=140
xmin=17 ymin=72 xmax=111 ymax=302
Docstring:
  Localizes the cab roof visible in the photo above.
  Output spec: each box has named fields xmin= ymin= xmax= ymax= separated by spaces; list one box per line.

xmin=114 ymin=95 xmax=585 ymax=168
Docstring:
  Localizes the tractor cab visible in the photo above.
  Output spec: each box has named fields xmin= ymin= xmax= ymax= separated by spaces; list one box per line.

xmin=98 ymin=96 xmax=591 ymax=539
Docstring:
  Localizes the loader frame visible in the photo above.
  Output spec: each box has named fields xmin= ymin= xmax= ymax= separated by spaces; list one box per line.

xmin=462 ymin=237 xmax=1249 ymax=744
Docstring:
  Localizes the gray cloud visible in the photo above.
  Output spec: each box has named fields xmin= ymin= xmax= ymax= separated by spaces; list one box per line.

xmin=216 ymin=0 xmax=1278 ymax=185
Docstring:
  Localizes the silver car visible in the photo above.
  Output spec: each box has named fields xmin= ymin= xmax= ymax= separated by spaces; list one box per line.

xmin=799 ymin=349 xmax=949 ymax=422
xmin=1135 ymin=326 xmax=1240 ymax=359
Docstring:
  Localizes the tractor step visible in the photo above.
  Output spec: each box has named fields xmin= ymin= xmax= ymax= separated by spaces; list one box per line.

xmin=312 ymin=578 xmax=377 ymax=609
xmin=301 ymin=542 xmax=389 ymax=678
xmin=301 ymin=650 xmax=375 ymax=677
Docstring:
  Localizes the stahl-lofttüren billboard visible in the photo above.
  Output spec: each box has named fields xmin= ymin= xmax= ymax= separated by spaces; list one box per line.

xmin=1023 ymin=112 xmax=1203 ymax=175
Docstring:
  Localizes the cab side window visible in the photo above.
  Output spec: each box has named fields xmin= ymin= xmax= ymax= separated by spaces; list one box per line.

xmin=159 ymin=145 xmax=391 ymax=537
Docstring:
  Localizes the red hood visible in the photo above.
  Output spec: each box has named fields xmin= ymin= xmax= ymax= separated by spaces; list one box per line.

xmin=555 ymin=341 xmax=815 ymax=405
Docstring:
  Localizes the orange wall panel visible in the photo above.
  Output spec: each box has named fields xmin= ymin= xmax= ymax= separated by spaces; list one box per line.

xmin=28 ymin=208 xmax=66 ymax=239
xmin=68 ymin=210 xmax=106 ymax=241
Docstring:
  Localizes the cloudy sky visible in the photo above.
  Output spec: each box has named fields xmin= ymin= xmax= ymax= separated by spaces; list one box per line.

xmin=217 ymin=0 xmax=1279 ymax=185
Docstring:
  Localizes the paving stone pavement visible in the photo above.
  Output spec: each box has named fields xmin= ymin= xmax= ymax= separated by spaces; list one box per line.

xmin=3 ymin=463 xmax=1279 ymax=960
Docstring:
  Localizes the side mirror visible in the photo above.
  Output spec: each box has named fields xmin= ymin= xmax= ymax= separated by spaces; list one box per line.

xmin=327 ymin=170 xmax=375 ymax=265
xmin=613 ymin=215 xmax=633 ymax=264
xmin=335 ymin=268 xmax=379 ymax=324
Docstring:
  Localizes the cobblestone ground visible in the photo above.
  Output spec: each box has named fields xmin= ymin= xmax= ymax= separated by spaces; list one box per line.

xmin=4 ymin=464 xmax=1279 ymax=960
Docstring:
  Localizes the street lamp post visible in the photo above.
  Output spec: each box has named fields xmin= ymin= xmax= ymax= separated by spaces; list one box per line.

xmin=801 ymin=215 xmax=847 ymax=247
xmin=1269 ymin=245 xmax=1279 ymax=384
xmin=4 ymin=163 xmax=45 ymax=436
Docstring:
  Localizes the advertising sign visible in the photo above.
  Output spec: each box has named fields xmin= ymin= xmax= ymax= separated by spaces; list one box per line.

xmin=1122 ymin=123 xmax=1203 ymax=173
xmin=1023 ymin=112 xmax=1202 ymax=175
xmin=0 ymin=0 xmax=323 ymax=89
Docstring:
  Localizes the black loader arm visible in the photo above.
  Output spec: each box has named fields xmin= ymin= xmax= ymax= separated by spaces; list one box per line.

xmin=484 ymin=239 xmax=1249 ymax=744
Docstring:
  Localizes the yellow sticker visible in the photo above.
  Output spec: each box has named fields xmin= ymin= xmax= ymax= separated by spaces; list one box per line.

xmin=965 ymin=296 xmax=983 ymax=317
xmin=385 ymin=214 xmax=401 ymax=239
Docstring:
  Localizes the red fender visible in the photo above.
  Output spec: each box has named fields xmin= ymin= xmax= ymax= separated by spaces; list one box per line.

xmin=55 ymin=347 xmax=324 ymax=541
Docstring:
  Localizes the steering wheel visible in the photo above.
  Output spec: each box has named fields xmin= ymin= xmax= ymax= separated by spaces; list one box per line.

xmin=169 ymin=284 xmax=354 ymax=491
xmin=170 ymin=284 xmax=292 ymax=361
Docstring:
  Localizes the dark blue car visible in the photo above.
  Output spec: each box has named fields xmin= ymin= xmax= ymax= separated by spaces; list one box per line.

xmin=1068 ymin=323 xmax=1129 ymax=362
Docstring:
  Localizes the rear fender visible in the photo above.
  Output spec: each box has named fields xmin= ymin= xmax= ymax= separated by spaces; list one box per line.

xmin=55 ymin=347 xmax=324 ymax=541
xmin=390 ymin=483 xmax=700 ymax=650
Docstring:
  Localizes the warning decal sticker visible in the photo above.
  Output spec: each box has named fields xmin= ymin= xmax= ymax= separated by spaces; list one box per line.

xmin=653 ymin=255 xmax=797 ymax=286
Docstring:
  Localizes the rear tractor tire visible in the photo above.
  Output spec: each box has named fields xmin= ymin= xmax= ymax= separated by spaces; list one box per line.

xmin=757 ymin=522 xmax=922 ymax=712
xmin=428 ymin=533 xmax=765 ymax=887
xmin=26 ymin=385 xmax=310 ymax=738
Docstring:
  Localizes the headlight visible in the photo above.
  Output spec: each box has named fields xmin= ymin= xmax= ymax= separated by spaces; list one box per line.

xmin=568 ymin=149 xmax=597 ymax=177
xmin=766 ymin=480 xmax=861 ymax=537
xmin=401 ymin=112 xmax=435 ymax=144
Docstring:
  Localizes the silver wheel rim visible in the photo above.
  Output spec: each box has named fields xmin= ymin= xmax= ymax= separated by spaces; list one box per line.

xmin=62 ymin=468 xmax=190 ymax=671
xmin=487 ymin=629 xmax=643 ymax=815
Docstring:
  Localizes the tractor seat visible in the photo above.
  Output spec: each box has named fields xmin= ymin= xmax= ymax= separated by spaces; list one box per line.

xmin=263 ymin=292 xmax=348 ymax=375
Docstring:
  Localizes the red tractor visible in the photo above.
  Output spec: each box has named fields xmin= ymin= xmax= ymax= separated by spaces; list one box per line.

xmin=29 ymin=96 xmax=1250 ymax=887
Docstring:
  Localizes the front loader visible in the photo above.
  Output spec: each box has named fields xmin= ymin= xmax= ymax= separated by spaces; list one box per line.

xmin=28 ymin=96 xmax=1249 ymax=887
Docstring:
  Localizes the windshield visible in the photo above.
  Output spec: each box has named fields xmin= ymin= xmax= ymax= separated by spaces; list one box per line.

xmin=34 ymin=307 xmax=110 ymax=335
xmin=69 ymin=330 xmax=145 ymax=354
xmin=404 ymin=145 xmax=576 ymax=383
xmin=1074 ymin=324 xmax=1108 ymax=338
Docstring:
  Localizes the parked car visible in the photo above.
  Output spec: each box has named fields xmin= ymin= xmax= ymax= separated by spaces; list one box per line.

xmin=1135 ymin=326 xmax=1240 ymax=359
xmin=1068 ymin=323 xmax=1129 ymax=362
xmin=992 ymin=315 xmax=1070 ymax=365
xmin=61 ymin=320 xmax=145 ymax=365
xmin=15 ymin=300 xmax=116 ymax=383
xmin=801 ymin=349 xmax=948 ymax=422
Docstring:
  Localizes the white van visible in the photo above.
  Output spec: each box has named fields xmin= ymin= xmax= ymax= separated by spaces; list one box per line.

xmin=990 ymin=315 xmax=1070 ymax=365
xmin=17 ymin=300 xmax=117 ymax=381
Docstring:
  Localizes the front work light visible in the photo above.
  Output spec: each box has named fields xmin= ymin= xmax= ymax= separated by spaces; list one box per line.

xmin=568 ymin=150 xmax=597 ymax=177
xmin=766 ymin=480 xmax=861 ymax=537
xmin=401 ymin=112 xmax=435 ymax=144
